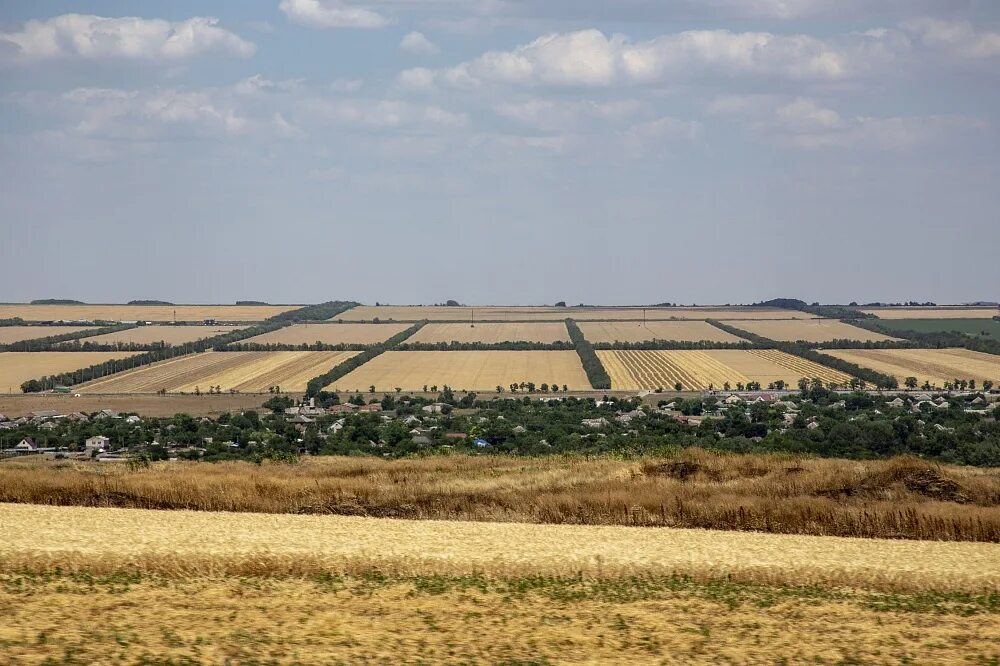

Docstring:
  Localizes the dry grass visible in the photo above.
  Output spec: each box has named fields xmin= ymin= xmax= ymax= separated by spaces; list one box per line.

xmin=241 ymin=322 xmax=409 ymax=345
xmin=325 ymin=350 xmax=591 ymax=392
xmin=59 ymin=325 xmax=246 ymax=346
xmin=729 ymin=319 xmax=900 ymax=343
xmin=408 ymin=322 xmax=571 ymax=344
xmin=78 ymin=351 xmax=358 ymax=393
xmin=825 ymin=348 xmax=1000 ymax=387
xmin=598 ymin=349 xmax=852 ymax=390
xmin=0 ymin=304 xmax=298 ymax=322
xmin=578 ymin=320 xmax=746 ymax=344
xmin=0 ymin=352 xmax=141 ymax=394
xmin=336 ymin=306 xmax=817 ymax=322
xmin=2 ymin=573 xmax=997 ymax=665
xmin=0 ymin=326 xmax=93 ymax=344
xmin=3 ymin=452 xmax=999 ymax=543
xmin=864 ymin=307 xmax=1000 ymax=319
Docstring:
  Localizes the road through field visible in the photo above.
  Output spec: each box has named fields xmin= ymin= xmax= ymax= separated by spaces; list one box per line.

xmin=2 ymin=504 xmax=997 ymax=592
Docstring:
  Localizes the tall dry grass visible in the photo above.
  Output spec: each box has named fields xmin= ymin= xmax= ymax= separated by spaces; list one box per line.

xmin=2 ymin=451 xmax=999 ymax=541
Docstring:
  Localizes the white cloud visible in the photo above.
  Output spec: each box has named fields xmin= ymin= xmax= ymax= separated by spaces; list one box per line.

xmin=495 ymin=99 xmax=642 ymax=131
xmin=279 ymin=0 xmax=389 ymax=29
xmin=303 ymin=98 xmax=468 ymax=129
xmin=0 ymin=14 xmax=255 ymax=63
xmin=400 ymin=31 xmax=439 ymax=55
xmin=396 ymin=67 xmax=438 ymax=91
xmin=903 ymin=18 xmax=1000 ymax=59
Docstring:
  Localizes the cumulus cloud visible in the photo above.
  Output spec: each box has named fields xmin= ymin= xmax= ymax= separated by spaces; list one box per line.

xmin=903 ymin=18 xmax=1000 ymax=59
xmin=495 ymin=99 xmax=642 ymax=131
xmin=0 ymin=14 xmax=255 ymax=62
xmin=279 ymin=0 xmax=389 ymax=29
xmin=399 ymin=31 xmax=439 ymax=55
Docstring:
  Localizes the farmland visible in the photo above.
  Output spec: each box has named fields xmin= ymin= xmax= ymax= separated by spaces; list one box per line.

xmin=598 ymin=349 xmax=853 ymax=390
xmin=578 ymin=320 xmax=745 ymax=344
xmin=863 ymin=307 xmax=1000 ymax=319
xmin=407 ymin=322 xmax=571 ymax=344
xmin=78 ymin=351 xmax=358 ymax=393
xmin=0 ymin=352 xmax=140 ymax=394
xmin=242 ymin=322 xmax=410 ymax=345
xmin=336 ymin=305 xmax=816 ymax=322
xmin=0 ymin=304 xmax=297 ymax=322
xmin=0 ymin=325 xmax=93 ymax=344
xmin=824 ymin=348 xmax=1000 ymax=387
xmin=58 ymin=325 xmax=245 ymax=346
xmin=875 ymin=317 xmax=1000 ymax=341
xmin=729 ymin=319 xmax=900 ymax=343
xmin=325 ymin=350 xmax=590 ymax=391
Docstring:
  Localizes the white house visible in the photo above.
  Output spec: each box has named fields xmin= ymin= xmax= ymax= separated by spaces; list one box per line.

xmin=85 ymin=435 xmax=111 ymax=452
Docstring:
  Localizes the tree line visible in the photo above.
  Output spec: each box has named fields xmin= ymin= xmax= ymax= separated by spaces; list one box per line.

xmin=396 ymin=341 xmax=575 ymax=351
xmin=591 ymin=340 xmax=755 ymax=351
xmin=0 ymin=324 xmax=138 ymax=352
xmin=757 ymin=298 xmax=876 ymax=320
xmin=565 ymin=319 xmax=611 ymax=389
xmin=849 ymin=319 xmax=1000 ymax=357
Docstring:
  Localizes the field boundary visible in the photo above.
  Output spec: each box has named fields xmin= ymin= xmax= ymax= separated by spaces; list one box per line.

xmin=566 ymin=319 xmax=611 ymax=389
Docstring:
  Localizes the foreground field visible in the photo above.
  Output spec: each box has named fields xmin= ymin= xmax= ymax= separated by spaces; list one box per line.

xmin=3 ymin=453 xmax=997 ymax=541
xmin=326 ymin=350 xmax=591 ymax=391
xmin=59 ymin=324 xmax=245 ymax=346
xmin=863 ymin=307 xmax=1000 ymax=319
xmin=78 ymin=351 xmax=358 ymax=393
xmin=407 ymin=321 xmax=571 ymax=344
xmin=0 ymin=325 xmax=93 ymax=344
xmin=0 ymin=304 xmax=298 ymax=322
xmin=598 ymin=349 xmax=853 ymax=390
xmin=241 ymin=322 xmax=409 ymax=345
xmin=729 ymin=318 xmax=900 ymax=343
xmin=578 ymin=320 xmax=745 ymax=344
xmin=337 ymin=305 xmax=816 ymax=322
xmin=2 ymin=572 xmax=997 ymax=665
xmin=0 ymin=351 xmax=140 ymax=394
xmin=824 ymin=348 xmax=1000 ymax=387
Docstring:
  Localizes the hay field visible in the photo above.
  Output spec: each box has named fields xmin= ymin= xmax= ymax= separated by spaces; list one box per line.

xmin=863 ymin=307 xmax=1000 ymax=319
xmin=599 ymin=349 xmax=853 ymax=390
xmin=78 ymin=351 xmax=358 ymax=393
xmin=0 ymin=352 xmax=140 ymax=393
xmin=0 ymin=326 xmax=93 ymax=344
xmin=59 ymin=325 xmax=245 ymax=346
xmin=242 ymin=323 xmax=409 ymax=345
xmin=824 ymin=348 xmax=1000 ymax=387
xmin=336 ymin=305 xmax=816 ymax=322
xmin=578 ymin=320 xmax=745 ymax=344
xmin=408 ymin=322 xmax=570 ymax=344
xmin=729 ymin=319 xmax=900 ymax=343
xmin=325 ymin=350 xmax=590 ymax=391
xmin=0 ymin=304 xmax=297 ymax=322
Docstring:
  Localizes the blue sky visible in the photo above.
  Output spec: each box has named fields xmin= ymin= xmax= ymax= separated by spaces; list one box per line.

xmin=1 ymin=1 xmax=998 ymax=305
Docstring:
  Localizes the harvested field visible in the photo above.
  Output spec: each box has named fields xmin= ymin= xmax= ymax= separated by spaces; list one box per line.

xmin=0 ymin=352 xmax=140 ymax=394
xmin=824 ymin=348 xmax=1000 ymax=387
xmin=728 ymin=319 xmax=900 ymax=343
xmin=598 ymin=349 xmax=853 ymax=390
xmin=3 ymin=452 xmax=999 ymax=542
xmin=242 ymin=323 xmax=409 ymax=345
xmin=58 ymin=325 xmax=245 ymax=346
xmin=0 ymin=304 xmax=297 ymax=322
xmin=77 ymin=351 xmax=358 ymax=393
xmin=0 ymin=393 xmax=297 ymax=418
xmin=0 ymin=326 xmax=95 ymax=344
xmin=407 ymin=322 xmax=570 ymax=344
xmin=325 ymin=350 xmax=590 ymax=392
xmin=863 ymin=307 xmax=1000 ymax=319
xmin=336 ymin=305 xmax=816 ymax=322
xmin=578 ymin=320 xmax=745 ymax=344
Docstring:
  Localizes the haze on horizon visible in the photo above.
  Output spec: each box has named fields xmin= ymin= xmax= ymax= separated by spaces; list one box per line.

xmin=1 ymin=1 xmax=997 ymax=307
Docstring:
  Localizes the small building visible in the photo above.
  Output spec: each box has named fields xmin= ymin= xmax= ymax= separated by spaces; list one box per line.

xmin=886 ymin=398 xmax=906 ymax=409
xmin=125 ymin=415 xmax=142 ymax=425
xmin=359 ymin=403 xmax=383 ymax=412
xmin=422 ymin=403 xmax=449 ymax=414
xmin=16 ymin=437 xmax=38 ymax=452
xmin=328 ymin=404 xmax=359 ymax=414
xmin=581 ymin=417 xmax=609 ymax=429
xmin=411 ymin=435 xmax=433 ymax=446
xmin=85 ymin=435 xmax=111 ymax=452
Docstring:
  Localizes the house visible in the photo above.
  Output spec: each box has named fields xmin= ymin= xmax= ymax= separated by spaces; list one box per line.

xmin=125 ymin=415 xmax=142 ymax=425
xmin=95 ymin=409 xmax=120 ymax=419
xmin=806 ymin=421 xmax=821 ymax=430
xmin=411 ymin=435 xmax=433 ymax=446
xmin=443 ymin=432 xmax=467 ymax=441
xmin=403 ymin=415 xmax=422 ymax=426
xmin=15 ymin=437 xmax=38 ymax=451
xmin=616 ymin=410 xmax=645 ymax=425
xmin=85 ymin=435 xmax=111 ymax=452
xmin=38 ymin=421 xmax=57 ymax=431
xmin=328 ymin=404 xmax=359 ymax=414
xmin=511 ymin=425 xmax=527 ymax=434
xmin=359 ymin=403 xmax=383 ymax=412
xmin=581 ymin=417 xmax=609 ymax=428
xmin=422 ymin=403 xmax=449 ymax=414
xmin=30 ymin=410 xmax=62 ymax=421
xmin=724 ymin=395 xmax=744 ymax=405
xmin=65 ymin=412 xmax=89 ymax=422
xmin=887 ymin=398 xmax=906 ymax=409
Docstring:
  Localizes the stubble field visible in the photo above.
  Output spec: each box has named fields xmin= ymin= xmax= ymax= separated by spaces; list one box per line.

xmin=729 ymin=319 xmax=900 ymax=343
xmin=578 ymin=320 xmax=745 ymax=344
xmin=0 ymin=326 xmax=94 ymax=344
xmin=336 ymin=305 xmax=817 ymax=322
xmin=241 ymin=323 xmax=410 ymax=345
xmin=58 ymin=325 xmax=245 ymax=346
xmin=0 ymin=352 xmax=140 ymax=393
xmin=598 ymin=349 xmax=854 ymax=390
xmin=0 ymin=304 xmax=297 ymax=322
xmin=325 ymin=350 xmax=590 ymax=391
xmin=77 ymin=351 xmax=358 ymax=393
xmin=824 ymin=348 xmax=1000 ymax=387
xmin=407 ymin=322 xmax=571 ymax=344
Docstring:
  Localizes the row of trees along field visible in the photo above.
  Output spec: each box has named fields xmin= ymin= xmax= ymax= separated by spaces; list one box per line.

xmin=756 ymin=298 xmax=877 ymax=320
xmin=565 ymin=319 xmax=611 ymax=389
xmin=396 ymin=341 xmax=575 ymax=351
xmin=0 ymin=324 xmax=138 ymax=352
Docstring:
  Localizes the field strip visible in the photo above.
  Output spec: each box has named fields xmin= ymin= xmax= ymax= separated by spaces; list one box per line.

xmin=1 ymin=504 xmax=997 ymax=592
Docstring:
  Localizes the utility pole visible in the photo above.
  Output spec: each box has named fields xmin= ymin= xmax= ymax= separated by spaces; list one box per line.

xmin=471 ymin=308 xmax=475 ymax=328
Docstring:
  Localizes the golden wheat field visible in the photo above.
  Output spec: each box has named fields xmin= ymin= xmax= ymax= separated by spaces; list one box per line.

xmin=407 ymin=322 xmax=571 ymax=344
xmin=729 ymin=319 xmax=900 ymax=343
xmin=599 ymin=349 xmax=853 ymax=390
xmin=824 ymin=348 xmax=1000 ymax=387
xmin=578 ymin=320 xmax=745 ymax=344
xmin=0 ymin=325 xmax=93 ymax=344
xmin=78 ymin=351 xmax=358 ymax=393
xmin=335 ymin=305 xmax=817 ymax=322
xmin=0 ymin=352 xmax=140 ymax=393
xmin=325 ymin=350 xmax=590 ymax=392
xmin=241 ymin=322 xmax=410 ymax=345
xmin=863 ymin=307 xmax=1000 ymax=319
xmin=0 ymin=304 xmax=297 ymax=322
xmin=58 ymin=325 xmax=245 ymax=346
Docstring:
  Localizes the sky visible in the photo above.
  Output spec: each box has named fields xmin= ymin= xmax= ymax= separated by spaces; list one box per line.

xmin=0 ymin=1 xmax=998 ymax=306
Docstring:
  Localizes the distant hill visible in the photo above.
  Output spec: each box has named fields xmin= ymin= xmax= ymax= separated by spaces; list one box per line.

xmin=30 ymin=299 xmax=85 ymax=305
xmin=235 ymin=301 xmax=270 ymax=305
xmin=127 ymin=300 xmax=174 ymax=305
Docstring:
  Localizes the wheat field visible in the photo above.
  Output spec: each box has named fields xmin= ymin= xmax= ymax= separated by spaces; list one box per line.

xmin=578 ymin=320 xmax=745 ymax=344
xmin=0 ymin=326 xmax=93 ymax=344
xmin=336 ymin=306 xmax=816 ymax=322
xmin=59 ymin=325 xmax=246 ymax=346
xmin=729 ymin=319 xmax=900 ymax=343
xmin=824 ymin=348 xmax=1000 ymax=387
xmin=863 ymin=307 xmax=1000 ymax=319
xmin=241 ymin=323 xmax=410 ymax=345
xmin=325 ymin=350 xmax=591 ymax=391
xmin=598 ymin=349 xmax=853 ymax=390
xmin=407 ymin=322 xmax=571 ymax=344
xmin=0 ymin=352 xmax=141 ymax=393
xmin=78 ymin=351 xmax=358 ymax=393
xmin=0 ymin=304 xmax=297 ymax=322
